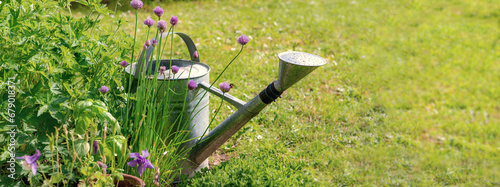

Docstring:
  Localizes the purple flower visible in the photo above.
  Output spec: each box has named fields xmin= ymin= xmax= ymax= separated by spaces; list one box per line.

xmin=97 ymin=161 xmax=107 ymax=173
xmin=92 ymin=141 xmax=99 ymax=155
xmin=120 ymin=60 xmax=129 ymax=67
xmin=145 ymin=40 xmax=151 ymax=47
xmin=171 ymin=65 xmax=179 ymax=74
xmin=157 ymin=20 xmax=167 ymax=33
xmin=130 ymin=0 xmax=143 ymax=9
xmin=16 ymin=150 xmax=41 ymax=175
xmin=170 ymin=16 xmax=178 ymax=26
xmin=144 ymin=17 xmax=155 ymax=27
xmin=152 ymin=39 xmax=157 ymax=47
xmin=143 ymin=43 xmax=147 ymax=50
xmin=237 ymin=34 xmax=249 ymax=45
xmin=99 ymin=86 xmax=109 ymax=94
xmin=188 ymin=80 xmax=197 ymax=90
xmin=219 ymin=82 xmax=231 ymax=93
xmin=153 ymin=6 xmax=164 ymax=18
xmin=159 ymin=66 xmax=166 ymax=75
xmin=127 ymin=149 xmax=154 ymax=177
xmin=192 ymin=51 xmax=199 ymax=59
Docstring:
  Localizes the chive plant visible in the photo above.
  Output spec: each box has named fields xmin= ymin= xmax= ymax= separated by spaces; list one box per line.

xmin=121 ymin=3 xmax=250 ymax=184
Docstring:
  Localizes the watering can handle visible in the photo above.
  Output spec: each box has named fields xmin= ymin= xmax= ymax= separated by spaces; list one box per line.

xmin=134 ymin=32 xmax=199 ymax=79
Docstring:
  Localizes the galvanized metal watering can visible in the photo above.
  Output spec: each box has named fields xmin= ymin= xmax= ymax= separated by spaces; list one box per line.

xmin=125 ymin=32 xmax=327 ymax=177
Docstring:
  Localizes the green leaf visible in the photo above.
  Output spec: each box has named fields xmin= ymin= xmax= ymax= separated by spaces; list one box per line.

xmin=74 ymin=139 xmax=90 ymax=157
xmin=106 ymin=135 xmax=126 ymax=157
xmin=50 ymin=173 xmax=65 ymax=184
xmin=37 ymin=105 xmax=48 ymax=117
xmin=75 ymin=116 xmax=91 ymax=135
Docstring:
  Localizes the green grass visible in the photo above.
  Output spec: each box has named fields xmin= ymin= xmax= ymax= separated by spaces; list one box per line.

xmin=84 ymin=0 xmax=500 ymax=185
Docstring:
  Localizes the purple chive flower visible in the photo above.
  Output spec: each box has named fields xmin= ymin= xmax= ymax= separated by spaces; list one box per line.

xmin=152 ymin=39 xmax=157 ymax=47
xmin=144 ymin=17 xmax=155 ymax=27
xmin=127 ymin=149 xmax=154 ymax=177
xmin=145 ymin=40 xmax=151 ymax=47
xmin=188 ymin=80 xmax=197 ymax=90
xmin=170 ymin=16 xmax=178 ymax=26
xmin=120 ymin=60 xmax=129 ymax=67
xmin=96 ymin=161 xmax=107 ymax=174
xmin=219 ymin=82 xmax=231 ymax=93
xmin=143 ymin=43 xmax=148 ymax=50
xmin=237 ymin=34 xmax=249 ymax=45
xmin=92 ymin=141 xmax=99 ymax=155
xmin=16 ymin=150 xmax=41 ymax=175
xmin=159 ymin=66 xmax=166 ymax=75
xmin=157 ymin=20 xmax=167 ymax=33
xmin=192 ymin=51 xmax=199 ymax=59
xmin=153 ymin=6 xmax=164 ymax=18
xmin=171 ymin=65 xmax=179 ymax=74
xmin=99 ymin=86 xmax=109 ymax=94
xmin=130 ymin=0 xmax=143 ymax=9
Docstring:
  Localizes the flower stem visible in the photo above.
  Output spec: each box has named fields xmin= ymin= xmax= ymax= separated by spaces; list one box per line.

xmin=124 ymin=10 xmax=139 ymax=133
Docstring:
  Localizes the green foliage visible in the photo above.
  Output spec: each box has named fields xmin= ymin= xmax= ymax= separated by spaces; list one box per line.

xmin=74 ymin=99 xmax=119 ymax=135
xmin=0 ymin=0 xmax=131 ymax=185
xmin=182 ymin=153 xmax=317 ymax=186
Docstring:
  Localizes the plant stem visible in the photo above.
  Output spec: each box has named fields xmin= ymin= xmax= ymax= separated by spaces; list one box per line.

xmin=124 ymin=10 xmax=138 ymax=133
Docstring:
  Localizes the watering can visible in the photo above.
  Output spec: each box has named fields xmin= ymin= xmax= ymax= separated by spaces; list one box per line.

xmin=125 ymin=32 xmax=327 ymax=178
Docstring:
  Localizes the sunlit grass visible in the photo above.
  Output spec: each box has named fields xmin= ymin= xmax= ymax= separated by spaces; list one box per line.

xmin=83 ymin=0 xmax=500 ymax=185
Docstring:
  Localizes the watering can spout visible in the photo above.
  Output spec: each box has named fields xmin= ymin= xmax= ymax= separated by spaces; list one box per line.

xmin=188 ymin=51 xmax=327 ymax=165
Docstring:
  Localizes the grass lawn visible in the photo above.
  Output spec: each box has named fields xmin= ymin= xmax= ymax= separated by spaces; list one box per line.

xmin=80 ymin=0 xmax=500 ymax=185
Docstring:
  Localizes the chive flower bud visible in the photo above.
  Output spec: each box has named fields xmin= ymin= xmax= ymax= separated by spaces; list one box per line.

xmin=152 ymin=39 xmax=157 ymax=47
xmin=237 ymin=34 xmax=249 ymax=45
xmin=130 ymin=0 xmax=143 ymax=9
xmin=192 ymin=51 xmax=199 ymax=59
xmin=120 ymin=60 xmax=129 ymax=67
xmin=159 ymin=66 xmax=166 ymax=75
xmin=219 ymin=82 xmax=231 ymax=93
xmin=188 ymin=80 xmax=197 ymax=90
xmin=99 ymin=86 xmax=109 ymax=94
xmin=157 ymin=20 xmax=167 ymax=33
xmin=171 ymin=65 xmax=179 ymax=74
xmin=153 ymin=6 xmax=164 ymax=18
xmin=170 ymin=16 xmax=178 ymax=26
xmin=144 ymin=17 xmax=155 ymax=27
